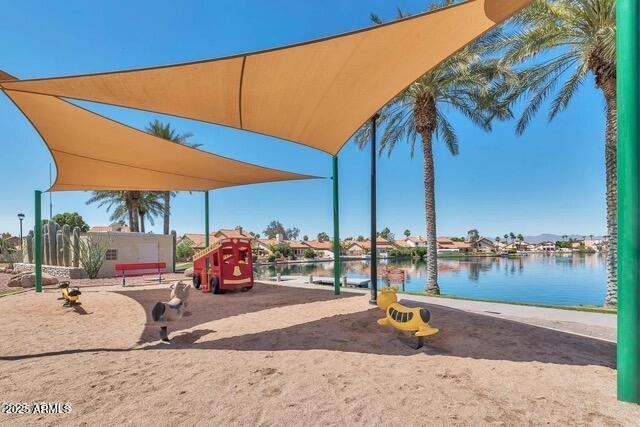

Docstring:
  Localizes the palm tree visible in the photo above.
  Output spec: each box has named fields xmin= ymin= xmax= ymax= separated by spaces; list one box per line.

xmin=404 ymin=229 xmax=411 ymax=238
xmin=145 ymin=120 xmax=198 ymax=235
xmin=356 ymin=3 xmax=513 ymax=294
xmin=509 ymin=232 xmax=516 ymax=243
xmin=517 ymin=233 xmax=524 ymax=242
xmin=503 ymin=234 xmax=509 ymax=244
xmin=497 ymin=0 xmax=616 ymax=304
xmin=137 ymin=192 xmax=164 ymax=233
xmin=86 ymin=191 xmax=142 ymax=231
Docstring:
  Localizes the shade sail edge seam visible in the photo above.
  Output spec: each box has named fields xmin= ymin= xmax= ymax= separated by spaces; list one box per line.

xmin=4 ymin=88 xmax=322 ymax=175
xmin=50 ymin=149 xmax=238 ymax=186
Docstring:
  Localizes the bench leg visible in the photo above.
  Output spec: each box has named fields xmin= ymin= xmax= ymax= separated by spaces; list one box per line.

xmin=122 ymin=271 xmax=126 ymax=287
xmin=415 ymin=336 xmax=424 ymax=350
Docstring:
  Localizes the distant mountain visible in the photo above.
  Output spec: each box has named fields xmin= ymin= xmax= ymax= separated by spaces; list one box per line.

xmin=523 ymin=234 xmax=604 ymax=244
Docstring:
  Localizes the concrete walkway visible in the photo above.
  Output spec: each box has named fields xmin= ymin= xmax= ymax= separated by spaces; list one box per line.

xmin=258 ymin=277 xmax=617 ymax=343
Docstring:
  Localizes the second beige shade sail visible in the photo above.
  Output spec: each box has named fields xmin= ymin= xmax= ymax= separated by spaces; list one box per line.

xmin=3 ymin=89 xmax=315 ymax=191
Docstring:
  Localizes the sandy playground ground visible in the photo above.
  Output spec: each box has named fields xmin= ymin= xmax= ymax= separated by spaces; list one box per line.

xmin=1 ymin=278 xmax=639 ymax=426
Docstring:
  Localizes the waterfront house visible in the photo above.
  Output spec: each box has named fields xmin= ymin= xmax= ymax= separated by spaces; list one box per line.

xmin=437 ymin=237 xmax=471 ymax=253
xmin=472 ymin=237 xmax=496 ymax=253
xmin=345 ymin=238 xmax=397 ymax=257
xmin=287 ymin=240 xmax=309 ymax=258
xmin=504 ymin=241 xmax=534 ymax=252
xmin=178 ymin=226 xmax=255 ymax=252
xmin=404 ymin=236 xmax=427 ymax=248
xmin=536 ymin=241 xmax=557 ymax=252
xmin=304 ymin=239 xmax=334 ymax=258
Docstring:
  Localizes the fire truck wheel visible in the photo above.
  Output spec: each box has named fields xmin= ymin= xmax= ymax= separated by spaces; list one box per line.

xmin=192 ymin=273 xmax=201 ymax=289
xmin=211 ymin=276 xmax=221 ymax=294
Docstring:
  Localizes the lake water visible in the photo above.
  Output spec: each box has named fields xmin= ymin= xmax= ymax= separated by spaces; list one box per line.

xmin=254 ymin=254 xmax=607 ymax=306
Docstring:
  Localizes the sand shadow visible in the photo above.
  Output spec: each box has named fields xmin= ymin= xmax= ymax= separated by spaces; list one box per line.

xmin=71 ymin=304 xmax=90 ymax=315
xmin=144 ymin=299 xmax=616 ymax=367
xmin=116 ymin=283 xmax=359 ymax=344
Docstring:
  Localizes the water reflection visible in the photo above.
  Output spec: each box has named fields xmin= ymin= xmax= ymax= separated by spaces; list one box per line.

xmin=254 ymin=254 xmax=607 ymax=306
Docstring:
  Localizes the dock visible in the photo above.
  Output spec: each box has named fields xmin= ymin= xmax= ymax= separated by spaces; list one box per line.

xmin=270 ymin=275 xmax=371 ymax=288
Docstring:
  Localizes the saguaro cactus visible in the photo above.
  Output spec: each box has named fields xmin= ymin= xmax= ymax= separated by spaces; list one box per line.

xmin=56 ymin=230 xmax=64 ymax=266
xmin=72 ymin=227 xmax=80 ymax=268
xmin=26 ymin=233 xmax=34 ymax=264
xmin=48 ymin=221 xmax=58 ymax=266
xmin=62 ymin=224 xmax=71 ymax=267
xmin=43 ymin=224 xmax=50 ymax=265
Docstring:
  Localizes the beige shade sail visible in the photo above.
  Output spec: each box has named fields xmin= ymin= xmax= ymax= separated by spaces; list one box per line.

xmin=1 ymin=86 xmax=315 ymax=191
xmin=0 ymin=0 xmax=531 ymax=155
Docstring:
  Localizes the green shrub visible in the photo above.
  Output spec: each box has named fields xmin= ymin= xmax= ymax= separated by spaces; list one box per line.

xmin=176 ymin=240 xmax=195 ymax=260
xmin=411 ymin=247 xmax=427 ymax=259
xmin=269 ymin=243 xmax=291 ymax=258
xmin=389 ymin=248 xmax=411 ymax=257
xmin=303 ymin=248 xmax=316 ymax=259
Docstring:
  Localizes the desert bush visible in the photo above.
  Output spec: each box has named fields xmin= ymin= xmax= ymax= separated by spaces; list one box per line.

xmin=1 ymin=247 xmax=23 ymax=268
xmin=69 ymin=234 xmax=111 ymax=279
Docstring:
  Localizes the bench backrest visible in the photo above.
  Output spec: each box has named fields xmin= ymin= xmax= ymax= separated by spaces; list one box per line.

xmin=115 ymin=262 xmax=166 ymax=271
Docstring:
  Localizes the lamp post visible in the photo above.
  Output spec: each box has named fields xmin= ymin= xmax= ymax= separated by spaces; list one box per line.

xmin=17 ymin=213 xmax=25 ymax=250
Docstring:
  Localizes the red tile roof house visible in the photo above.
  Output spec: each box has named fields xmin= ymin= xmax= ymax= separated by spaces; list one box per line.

xmin=256 ymin=235 xmax=330 ymax=259
xmin=345 ymin=238 xmax=398 ymax=257
xmin=472 ymin=237 xmax=497 ymax=253
xmin=436 ymin=237 xmax=471 ymax=253
xmin=89 ymin=222 xmax=130 ymax=233
xmin=178 ymin=227 xmax=255 ymax=252
xmin=303 ymin=240 xmax=334 ymax=258
xmin=403 ymin=236 xmax=428 ymax=248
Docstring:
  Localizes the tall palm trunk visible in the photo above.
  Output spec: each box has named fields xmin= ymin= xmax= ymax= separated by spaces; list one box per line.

xmin=139 ymin=210 xmax=146 ymax=233
xmin=130 ymin=191 xmax=140 ymax=232
xmin=415 ymin=94 xmax=440 ymax=294
xmin=127 ymin=204 xmax=135 ymax=233
xmin=163 ymin=191 xmax=170 ymax=235
xmin=602 ymin=77 xmax=617 ymax=306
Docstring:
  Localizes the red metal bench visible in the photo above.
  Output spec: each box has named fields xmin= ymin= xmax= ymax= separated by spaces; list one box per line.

xmin=115 ymin=262 xmax=166 ymax=286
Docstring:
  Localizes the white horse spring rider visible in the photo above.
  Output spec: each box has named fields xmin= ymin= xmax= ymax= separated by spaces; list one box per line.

xmin=151 ymin=281 xmax=192 ymax=342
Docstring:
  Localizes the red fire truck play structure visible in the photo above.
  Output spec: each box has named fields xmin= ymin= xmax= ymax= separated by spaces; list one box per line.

xmin=192 ymin=238 xmax=254 ymax=293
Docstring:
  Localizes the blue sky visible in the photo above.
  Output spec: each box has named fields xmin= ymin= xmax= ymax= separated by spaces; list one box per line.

xmin=0 ymin=0 xmax=607 ymax=240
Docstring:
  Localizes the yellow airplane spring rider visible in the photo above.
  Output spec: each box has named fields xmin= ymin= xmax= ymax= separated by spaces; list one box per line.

xmin=376 ymin=287 xmax=439 ymax=349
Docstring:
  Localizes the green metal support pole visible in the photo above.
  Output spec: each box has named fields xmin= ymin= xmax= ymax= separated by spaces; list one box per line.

xmin=617 ymin=0 xmax=640 ymax=404
xmin=332 ymin=155 xmax=341 ymax=295
xmin=34 ymin=190 xmax=42 ymax=293
xmin=370 ymin=114 xmax=378 ymax=304
xmin=205 ymin=191 xmax=210 ymax=247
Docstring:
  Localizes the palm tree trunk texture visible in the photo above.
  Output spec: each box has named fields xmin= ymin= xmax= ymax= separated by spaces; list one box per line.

xmin=602 ymin=78 xmax=618 ymax=306
xmin=127 ymin=208 xmax=135 ymax=231
xmin=415 ymin=94 xmax=440 ymax=294
xmin=130 ymin=192 xmax=140 ymax=232
xmin=163 ymin=191 xmax=170 ymax=235
xmin=421 ymin=130 xmax=439 ymax=294
xmin=139 ymin=211 xmax=146 ymax=233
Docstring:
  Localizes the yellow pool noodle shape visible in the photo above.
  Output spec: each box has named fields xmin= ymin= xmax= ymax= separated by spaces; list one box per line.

xmin=376 ymin=287 xmax=439 ymax=337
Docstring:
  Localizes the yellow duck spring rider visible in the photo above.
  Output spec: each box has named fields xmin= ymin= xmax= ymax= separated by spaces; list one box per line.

xmin=376 ymin=287 xmax=439 ymax=349
xmin=58 ymin=282 xmax=81 ymax=307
